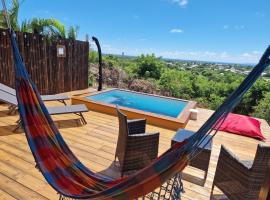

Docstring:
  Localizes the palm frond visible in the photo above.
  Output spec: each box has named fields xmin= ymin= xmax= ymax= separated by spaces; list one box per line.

xmin=48 ymin=18 xmax=66 ymax=38
xmin=8 ymin=0 xmax=20 ymax=30
xmin=0 ymin=0 xmax=20 ymax=30
xmin=0 ymin=1 xmax=74 ymax=41
xmin=20 ymin=19 xmax=32 ymax=32
xmin=0 ymin=10 xmax=7 ymax=29
xmin=67 ymin=25 xmax=79 ymax=40
xmin=30 ymin=18 xmax=66 ymax=38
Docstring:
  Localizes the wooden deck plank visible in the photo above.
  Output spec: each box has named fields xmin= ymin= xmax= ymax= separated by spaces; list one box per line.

xmin=0 ymin=189 xmax=17 ymax=200
xmin=0 ymin=91 xmax=269 ymax=200
xmin=0 ymin=159 xmax=57 ymax=199
xmin=0 ymin=173 xmax=49 ymax=200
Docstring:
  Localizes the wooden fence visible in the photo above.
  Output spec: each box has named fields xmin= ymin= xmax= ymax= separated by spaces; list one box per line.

xmin=0 ymin=30 xmax=89 ymax=94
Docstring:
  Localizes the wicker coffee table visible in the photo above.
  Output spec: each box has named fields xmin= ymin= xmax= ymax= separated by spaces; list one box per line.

xmin=171 ymin=129 xmax=212 ymax=181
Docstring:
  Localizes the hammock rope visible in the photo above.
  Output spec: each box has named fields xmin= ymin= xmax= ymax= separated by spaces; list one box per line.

xmin=1 ymin=1 xmax=270 ymax=199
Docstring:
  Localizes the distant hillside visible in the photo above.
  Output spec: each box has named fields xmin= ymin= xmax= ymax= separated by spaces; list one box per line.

xmin=102 ymin=53 xmax=255 ymax=67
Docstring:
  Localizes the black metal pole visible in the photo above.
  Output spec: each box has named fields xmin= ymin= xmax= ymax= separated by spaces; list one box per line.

xmin=92 ymin=36 xmax=102 ymax=91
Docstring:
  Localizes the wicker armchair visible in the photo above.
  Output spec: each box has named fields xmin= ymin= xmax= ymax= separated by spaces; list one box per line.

xmin=211 ymin=144 xmax=270 ymax=200
xmin=115 ymin=107 xmax=160 ymax=177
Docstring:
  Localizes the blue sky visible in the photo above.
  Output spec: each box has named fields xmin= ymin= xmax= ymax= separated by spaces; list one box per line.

xmin=7 ymin=0 xmax=270 ymax=64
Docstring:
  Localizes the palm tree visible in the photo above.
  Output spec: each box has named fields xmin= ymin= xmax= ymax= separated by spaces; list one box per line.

xmin=0 ymin=0 xmax=79 ymax=39
xmin=0 ymin=0 xmax=20 ymax=30
xmin=67 ymin=25 xmax=79 ymax=40
xmin=30 ymin=18 xmax=66 ymax=38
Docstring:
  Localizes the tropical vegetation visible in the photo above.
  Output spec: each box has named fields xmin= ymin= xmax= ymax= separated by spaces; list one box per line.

xmin=89 ymin=52 xmax=270 ymax=123
xmin=0 ymin=0 xmax=79 ymax=39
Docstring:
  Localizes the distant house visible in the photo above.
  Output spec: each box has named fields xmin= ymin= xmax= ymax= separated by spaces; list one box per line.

xmin=243 ymin=70 xmax=251 ymax=75
xmin=188 ymin=64 xmax=198 ymax=69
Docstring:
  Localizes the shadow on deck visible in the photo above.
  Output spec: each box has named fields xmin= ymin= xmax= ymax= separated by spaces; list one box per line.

xmin=0 ymin=90 xmax=269 ymax=200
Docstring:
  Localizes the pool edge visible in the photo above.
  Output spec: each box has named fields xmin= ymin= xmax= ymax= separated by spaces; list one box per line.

xmin=71 ymin=90 xmax=197 ymax=130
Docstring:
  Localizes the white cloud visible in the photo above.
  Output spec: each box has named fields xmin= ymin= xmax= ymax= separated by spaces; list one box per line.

xmin=133 ymin=15 xmax=139 ymax=20
xmin=234 ymin=25 xmax=245 ymax=30
xmin=99 ymin=43 xmax=262 ymax=64
xmin=137 ymin=38 xmax=147 ymax=41
xmin=159 ymin=50 xmax=260 ymax=64
xmin=241 ymin=51 xmax=261 ymax=61
xmin=252 ymin=51 xmax=261 ymax=54
xmin=223 ymin=25 xmax=229 ymax=30
xmin=102 ymin=44 xmax=112 ymax=49
xmin=170 ymin=28 xmax=183 ymax=33
xmin=255 ymin=12 xmax=266 ymax=18
xmin=222 ymin=25 xmax=245 ymax=30
xmin=169 ymin=0 xmax=188 ymax=7
xmin=101 ymin=44 xmax=142 ymax=55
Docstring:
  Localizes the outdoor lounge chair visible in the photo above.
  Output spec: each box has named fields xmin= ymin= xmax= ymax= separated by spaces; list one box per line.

xmin=0 ymin=90 xmax=88 ymax=127
xmin=115 ymin=107 xmax=160 ymax=177
xmin=211 ymin=144 xmax=270 ymax=200
xmin=0 ymin=83 xmax=69 ymax=105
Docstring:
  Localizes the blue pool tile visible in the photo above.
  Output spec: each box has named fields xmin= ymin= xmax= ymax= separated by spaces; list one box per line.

xmin=87 ymin=90 xmax=187 ymax=118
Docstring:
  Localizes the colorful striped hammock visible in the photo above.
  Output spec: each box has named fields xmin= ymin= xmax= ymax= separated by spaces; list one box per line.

xmin=7 ymin=26 xmax=270 ymax=199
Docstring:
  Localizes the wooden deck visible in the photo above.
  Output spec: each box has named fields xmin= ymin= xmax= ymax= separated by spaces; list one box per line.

xmin=0 ymin=89 xmax=269 ymax=200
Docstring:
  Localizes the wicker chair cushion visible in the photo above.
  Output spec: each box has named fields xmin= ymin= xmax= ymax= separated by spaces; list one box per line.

xmin=215 ymin=113 xmax=265 ymax=141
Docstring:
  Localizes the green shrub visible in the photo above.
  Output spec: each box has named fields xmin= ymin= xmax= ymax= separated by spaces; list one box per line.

xmin=136 ymin=54 xmax=164 ymax=79
xmin=92 ymin=53 xmax=270 ymax=122
xmin=159 ymin=69 xmax=193 ymax=99
xmin=253 ymin=92 xmax=270 ymax=123
xmin=89 ymin=50 xmax=98 ymax=63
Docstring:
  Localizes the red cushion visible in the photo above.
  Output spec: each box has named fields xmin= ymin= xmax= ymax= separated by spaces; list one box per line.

xmin=215 ymin=113 xmax=265 ymax=141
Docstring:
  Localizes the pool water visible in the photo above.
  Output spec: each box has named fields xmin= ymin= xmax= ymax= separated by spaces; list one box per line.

xmin=87 ymin=90 xmax=187 ymax=118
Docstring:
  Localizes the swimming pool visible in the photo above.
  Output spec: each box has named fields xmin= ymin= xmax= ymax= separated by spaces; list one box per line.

xmin=88 ymin=90 xmax=187 ymax=118
xmin=71 ymin=89 xmax=196 ymax=130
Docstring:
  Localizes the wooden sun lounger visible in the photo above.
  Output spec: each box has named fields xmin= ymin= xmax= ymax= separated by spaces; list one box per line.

xmin=14 ymin=104 xmax=88 ymax=132
xmin=0 ymin=90 xmax=88 ymax=130
xmin=0 ymin=90 xmax=18 ymax=114
xmin=0 ymin=83 xmax=69 ymax=105
xmin=47 ymin=104 xmax=88 ymax=124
